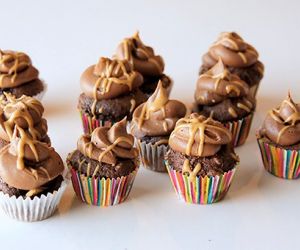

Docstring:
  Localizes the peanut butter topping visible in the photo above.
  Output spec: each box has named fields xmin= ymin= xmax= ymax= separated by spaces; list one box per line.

xmin=115 ymin=32 xmax=164 ymax=77
xmin=80 ymin=57 xmax=143 ymax=101
xmin=131 ymin=81 xmax=186 ymax=138
xmin=0 ymin=94 xmax=47 ymax=143
xmin=259 ymin=93 xmax=300 ymax=146
xmin=169 ymin=113 xmax=232 ymax=157
xmin=202 ymin=32 xmax=259 ymax=68
xmin=77 ymin=118 xmax=138 ymax=165
xmin=0 ymin=50 xmax=39 ymax=88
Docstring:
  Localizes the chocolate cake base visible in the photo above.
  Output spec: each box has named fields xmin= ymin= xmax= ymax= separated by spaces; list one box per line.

xmin=139 ymin=135 xmax=169 ymax=145
xmin=257 ymin=136 xmax=300 ymax=151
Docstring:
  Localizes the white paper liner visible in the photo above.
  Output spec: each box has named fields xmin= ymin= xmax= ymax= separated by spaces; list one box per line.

xmin=33 ymin=82 xmax=47 ymax=101
xmin=137 ymin=140 xmax=168 ymax=172
xmin=0 ymin=178 xmax=67 ymax=222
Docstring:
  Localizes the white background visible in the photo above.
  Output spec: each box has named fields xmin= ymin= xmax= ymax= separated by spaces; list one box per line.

xmin=0 ymin=1 xmax=300 ymax=249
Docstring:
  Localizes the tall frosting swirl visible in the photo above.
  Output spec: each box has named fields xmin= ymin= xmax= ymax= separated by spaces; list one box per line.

xmin=0 ymin=50 xmax=39 ymax=88
xmin=169 ymin=113 xmax=232 ymax=157
xmin=259 ymin=93 xmax=300 ymax=146
xmin=77 ymin=118 xmax=138 ymax=165
xmin=80 ymin=57 xmax=143 ymax=100
xmin=203 ymin=32 xmax=259 ymax=68
xmin=0 ymin=94 xmax=47 ymax=143
xmin=0 ymin=127 xmax=64 ymax=193
xmin=131 ymin=81 xmax=186 ymax=138
xmin=115 ymin=32 xmax=164 ymax=77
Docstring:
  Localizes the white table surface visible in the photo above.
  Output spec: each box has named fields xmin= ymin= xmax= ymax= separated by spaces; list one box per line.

xmin=1 ymin=0 xmax=300 ymax=249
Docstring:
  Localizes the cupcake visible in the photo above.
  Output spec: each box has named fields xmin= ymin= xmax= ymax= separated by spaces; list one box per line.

xmin=257 ymin=93 xmax=300 ymax=179
xmin=131 ymin=81 xmax=187 ymax=172
xmin=0 ymin=127 xmax=66 ymax=221
xmin=0 ymin=50 xmax=46 ymax=99
xmin=115 ymin=32 xmax=173 ymax=96
xmin=195 ymin=59 xmax=255 ymax=147
xmin=165 ymin=113 xmax=239 ymax=204
xmin=67 ymin=118 xmax=139 ymax=206
xmin=79 ymin=57 xmax=147 ymax=133
xmin=0 ymin=93 xmax=50 ymax=149
xmin=199 ymin=32 xmax=264 ymax=97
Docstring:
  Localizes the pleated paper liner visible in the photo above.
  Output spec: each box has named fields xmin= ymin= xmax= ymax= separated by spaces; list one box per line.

xmin=0 ymin=179 xmax=68 ymax=222
xmin=224 ymin=112 xmax=254 ymax=147
xmin=165 ymin=161 xmax=236 ymax=204
xmin=257 ymin=138 xmax=300 ymax=179
xmin=137 ymin=140 xmax=168 ymax=172
xmin=70 ymin=166 xmax=138 ymax=206
xmin=80 ymin=111 xmax=116 ymax=134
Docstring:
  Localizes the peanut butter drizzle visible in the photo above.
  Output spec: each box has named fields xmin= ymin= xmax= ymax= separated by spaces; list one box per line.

xmin=237 ymin=102 xmax=251 ymax=112
xmin=228 ymin=107 xmax=238 ymax=118
xmin=137 ymin=81 xmax=169 ymax=129
xmin=154 ymin=139 xmax=169 ymax=146
xmin=182 ymin=159 xmax=201 ymax=181
xmin=238 ymin=52 xmax=247 ymax=63
xmin=25 ymin=188 xmax=44 ymax=197
xmin=130 ymin=99 xmax=136 ymax=113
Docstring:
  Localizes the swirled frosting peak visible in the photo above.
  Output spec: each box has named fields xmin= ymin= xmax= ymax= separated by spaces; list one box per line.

xmin=203 ymin=32 xmax=259 ymax=68
xmin=169 ymin=113 xmax=232 ymax=157
xmin=131 ymin=81 xmax=186 ymax=138
xmin=0 ymin=50 xmax=39 ymax=88
xmin=0 ymin=127 xmax=64 ymax=193
xmin=195 ymin=59 xmax=249 ymax=105
xmin=259 ymin=93 xmax=300 ymax=146
xmin=80 ymin=57 xmax=143 ymax=100
xmin=0 ymin=94 xmax=47 ymax=142
xmin=115 ymin=32 xmax=164 ymax=77
xmin=77 ymin=118 xmax=138 ymax=165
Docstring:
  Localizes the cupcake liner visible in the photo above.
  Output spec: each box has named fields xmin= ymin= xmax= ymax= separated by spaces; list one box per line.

xmin=224 ymin=112 xmax=254 ymax=147
xmin=80 ymin=111 xmax=116 ymax=134
xmin=137 ymin=140 xmax=168 ymax=172
xmin=257 ymin=138 xmax=300 ymax=179
xmin=249 ymin=84 xmax=259 ymax=98
xmin=33 ymin=81 xmax=47 ymax=101
xmin=70 ymin=166 xmax=139 ymax=206
xmin=0 ymin=179 xmax=68 ymax=222
xmin=165 ymin=161 xmax=236 ymax=204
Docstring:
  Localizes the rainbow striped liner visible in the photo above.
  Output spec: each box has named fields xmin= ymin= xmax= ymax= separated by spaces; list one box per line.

xmin=70 ymin=167 xmax=138 ymax=206
xmin=80 ymin=111 xmax=115 ymax=134
xmin=165 ymin=161 xmax=236 ymax=204
xmin=224 ymin=113 xmax=254 ymax=147
xmin=257 ymin=138 xmax=300 ymax=179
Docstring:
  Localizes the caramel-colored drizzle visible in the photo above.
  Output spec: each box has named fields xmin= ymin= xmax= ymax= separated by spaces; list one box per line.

xmin=228 ymin=107 xmax=238 ymax=118
xmin=130 ymin=99 xmax=136 ymax=113
xmin=154 ymin=139 xmax=169 ymax=146
xmin=182 ymin=159 xmax=202 ymax=181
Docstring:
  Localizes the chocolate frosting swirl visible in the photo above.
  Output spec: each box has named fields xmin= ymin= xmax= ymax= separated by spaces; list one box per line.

xmin=0 ymin=94 xmax=47 ymax=142
xmin=169 ymin=113 xmax=232 ymax=157
xmin=131 ymin=81 xmax=186 ymax=138
xmin=203 ymin=32 xmax=259 ymax=68
xmin=259 ymin=93 xmax=300 ymax=146
xmin=115 ymin=32 xmax=164 ymax=77
xmin=0 ymin=127 xmax=64 ymax=191
xmin=77 ymin=118 xmax=138 ymax=165
xmin=0 ymin=50 xmax=39 ymax=88
xmin=80 ymin=57 xmax=143 ymax=100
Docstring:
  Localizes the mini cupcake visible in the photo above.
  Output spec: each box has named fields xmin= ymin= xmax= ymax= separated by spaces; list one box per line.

xmin=67 ymin=118 xmax=139 ymax=206
xmin=115 ymin=32 xmax=173 ymax=96
xmin=166 ymin=113 xmax=238 ymax=204
xmin=0 ymin=128 xmax=66 ymax=222
xmin=0 ymin=93 xmax=50 ymax=149
xmin=131 ymin=81 xmax=187 ymax=172
xmin=79 ymin=57 xmax=147 ymax=133
xmin=195 ymin=59 xmax=255 ymax=147
xmin=257 ymin=93 xmax=300 ymax=179
xmin=199 ymin=32 xmax=264 ymax=97
xmin=0 ymin=50 xmax=46 ymax=99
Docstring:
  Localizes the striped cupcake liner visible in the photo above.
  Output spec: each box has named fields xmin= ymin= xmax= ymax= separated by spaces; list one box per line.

xmin=224 ymin=113 xmax=254 ymax=147
xmin=257 ymin=138 xmax=300 ymax=179
xmin=70 ymin=167 xmax=139 ymax=206
xmin=80 ymin=111 xmax=115 ymax=134
xmin=137 ymin=140 xmax=168 ymax=172
xmin=165 ymin=161 xmax=236 ymax=204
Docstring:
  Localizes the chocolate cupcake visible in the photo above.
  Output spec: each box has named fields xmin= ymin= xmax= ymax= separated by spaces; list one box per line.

xmin=0 ymin=94 xmax=50 ymax=149
xmin=0 ymin=50 xmax=46 ymax=99
xmin=199 ymin=32 xmax=264 ymax=97
xmin=0 ymin=126 xmax=66 ymax=221
xmin=195 ymin=59 xmax=255 ymax=147
xmin=79 ymin=57 xmax=147 ymax=133
xmin=165 ymin=113 xmax=238 ymax=204
xmin=115 ymin=32 xmax=173 ymax=96
xmin=131 ymin=81 xmax=187 ymax=172
xmin=67 ymin=118 xmax=139 ymax=206
xmin=257 ymin=93 xmax=300 ymax=179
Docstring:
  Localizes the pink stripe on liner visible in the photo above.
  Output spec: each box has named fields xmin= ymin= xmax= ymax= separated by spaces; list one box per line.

xmin=80 ymin=111 xmax=114 ymax=134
